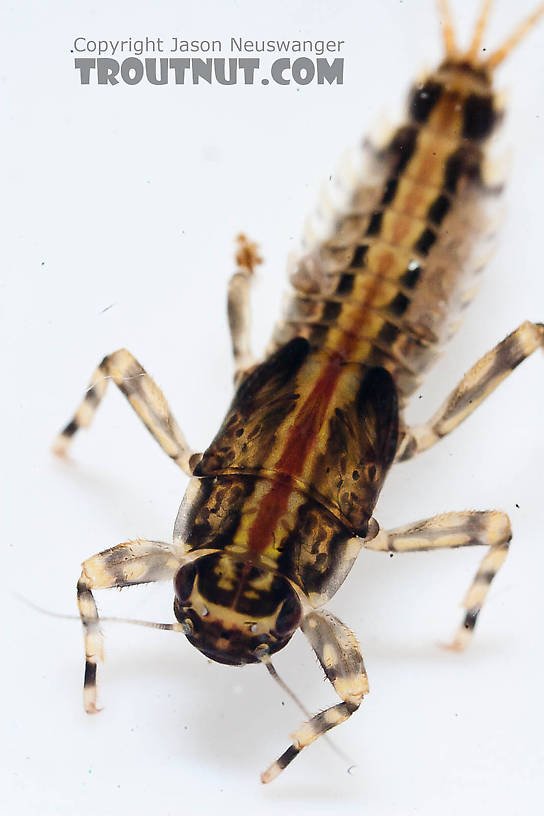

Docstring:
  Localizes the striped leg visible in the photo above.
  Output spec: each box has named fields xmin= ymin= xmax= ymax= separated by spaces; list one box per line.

xmin=77 ymin=539 xmax=182 ymax=713
xmin=228 ymin=233 xmax=262 ymax=384
xmin=53 ymin=348 xmax=199 ymax=475
xmin=364 ymin=510 xmax=512 ymax=650
xmin=261 ymin=609 xmax=368 ymax=783
xmin=396 ymin=321 xmax=544 ymax=462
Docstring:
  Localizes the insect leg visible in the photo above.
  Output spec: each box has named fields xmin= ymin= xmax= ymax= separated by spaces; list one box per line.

xmin=364 ymin=510 xmax=512 ymax=650
xmin=396 ymin=321 xmax=544 ymax=461
xmin=53 ymin=348 xmax=199 ymax=475
xmin=77 ymin=538 xmax=182 ymax=713
xmin=261 ymin=609 xmax=368 ymax=783
xmin=228 ymin=233 xmax=262 ymax=384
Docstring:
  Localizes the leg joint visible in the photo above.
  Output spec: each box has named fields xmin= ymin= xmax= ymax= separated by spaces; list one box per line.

xmin=345 ymin=698 xmax=361 ymax=715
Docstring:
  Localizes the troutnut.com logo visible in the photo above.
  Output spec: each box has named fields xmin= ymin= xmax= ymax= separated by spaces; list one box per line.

xmin=73 ymin=36 xmax=345 ymax=85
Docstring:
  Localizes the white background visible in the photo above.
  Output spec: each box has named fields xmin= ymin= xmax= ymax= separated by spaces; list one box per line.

xmin=2 ymin=1 xmax=544 ymax=814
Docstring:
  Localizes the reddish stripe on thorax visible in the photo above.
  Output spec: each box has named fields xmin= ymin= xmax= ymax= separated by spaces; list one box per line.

xmin=246 ymin=353 xmax=344 ymax=554
xmin=245 ymin=187 xmax=402 ymax=555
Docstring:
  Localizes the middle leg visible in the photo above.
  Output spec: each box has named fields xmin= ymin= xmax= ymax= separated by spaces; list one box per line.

xmin=364 ymin=510 xmax=512 ymax=650
xmin=53 ymin=348 xmax=199 ymax=475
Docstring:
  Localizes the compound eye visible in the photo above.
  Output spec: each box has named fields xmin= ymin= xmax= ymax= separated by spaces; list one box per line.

xmin=174 ymin=562 xmax=197 ymax=605
xmin=274 ymin=593 xmax=302 ymax=638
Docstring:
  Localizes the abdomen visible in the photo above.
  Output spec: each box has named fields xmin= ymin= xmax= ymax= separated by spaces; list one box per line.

xmin=269 ymin=84 xmax=500 ymax=404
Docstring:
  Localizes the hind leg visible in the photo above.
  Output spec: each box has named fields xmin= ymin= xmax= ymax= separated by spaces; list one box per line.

xmin=227 ymin=234 xmax=262 ymax=384
xmin=77 ymin=538 xmax=182 ymax=712
xmin=396 ymin=321 xmax=544 ymax=462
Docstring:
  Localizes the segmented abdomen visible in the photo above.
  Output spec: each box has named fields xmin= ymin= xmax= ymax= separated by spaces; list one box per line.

xmin=269 ymin=95 xmax=498 ymax=403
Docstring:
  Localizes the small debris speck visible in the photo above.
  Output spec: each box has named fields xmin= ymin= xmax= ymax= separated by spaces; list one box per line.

xmin=515 ymin=503 xmax=520 ymax=509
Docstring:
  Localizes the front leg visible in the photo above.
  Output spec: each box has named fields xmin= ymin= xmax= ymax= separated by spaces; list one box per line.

xmin=364 ymin=510 xmax=512 ymax=650
xmin=53 ymin=348 xmax=199 ymax=476
xmin=396 ymin=321 xmax=544 ymax=461
xmin=227 ymin=233 xmax=262 ymax=384
xmin=261 ymin=609 xmax=368 ymax=783
xmin=77 ymin=539 xmax=182 ymax=713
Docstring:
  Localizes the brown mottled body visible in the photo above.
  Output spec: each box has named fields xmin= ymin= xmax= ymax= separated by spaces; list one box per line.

xmin=179 ymin=347 xmax=397 ymax=607
xmin=53 ymin=0 xmax=544 ymax=786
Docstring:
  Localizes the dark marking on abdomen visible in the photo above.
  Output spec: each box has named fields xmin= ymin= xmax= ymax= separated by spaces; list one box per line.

xmin=409 ymin=79 xmax=443 ymax=124
xmin=427 ymin=193 xmax=451 ymax=226
xmin=414 ymin=226 xmax=437 ymax=256
xmin=381 ymin=178 xmax=399 ymax=205
xmin=365 ymin=211 xmax=383 ymax=236
xmin=388 ymin=126 xmax=418 ymax=174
